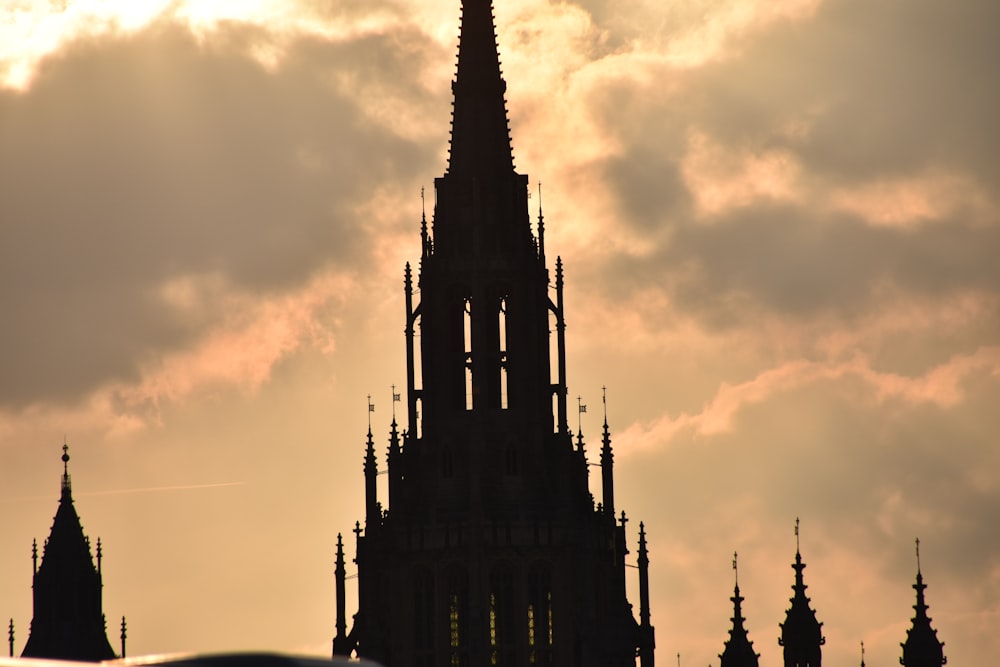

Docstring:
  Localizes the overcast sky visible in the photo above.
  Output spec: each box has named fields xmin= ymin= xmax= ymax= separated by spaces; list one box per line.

xmin=1 ymin=0 xmax=997 ymax=665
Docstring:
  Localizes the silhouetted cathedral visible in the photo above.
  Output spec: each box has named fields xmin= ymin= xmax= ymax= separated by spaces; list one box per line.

xmin=330 ymin=0 xmax=654 ymax=665
xmin=19 ymin=446 xmax=119 ymax=662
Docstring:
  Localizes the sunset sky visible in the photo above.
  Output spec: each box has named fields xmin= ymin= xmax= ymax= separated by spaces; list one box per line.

xmin=1 ymin=0 xmax=998 ymax=665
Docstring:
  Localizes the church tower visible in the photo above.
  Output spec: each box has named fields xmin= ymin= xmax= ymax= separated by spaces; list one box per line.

xmin=899 ymin=539 xmax=946 ymax=667
xmin=21 ymin=446 xmax=117 ymax=662
xmin=332 ymin=0 xmax=654 ymax=664
xmin=778 ymin=520 xmax=824 ymax=667
xmin=719 ymin=554 xmax=759 ymax=667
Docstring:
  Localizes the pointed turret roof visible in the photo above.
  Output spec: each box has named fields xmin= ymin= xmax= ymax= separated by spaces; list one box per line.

xmin=721 ymin=553 xmax=759 ymax=667
xmin=21 ymin=445 xmax=116 ymax=661
xmin=779 ymin=519 xmax=824 ymax=667
xmin=900 ymin=539 xmax=947 ymax=667
xmin=447 ymin=0 xmax=514 ymax=179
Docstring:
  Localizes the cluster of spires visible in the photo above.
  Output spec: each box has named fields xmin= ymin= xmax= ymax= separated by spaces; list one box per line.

xmin=716 ymin=520 xmax=946 ymax=667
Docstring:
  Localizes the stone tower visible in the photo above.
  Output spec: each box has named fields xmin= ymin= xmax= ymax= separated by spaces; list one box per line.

xmin=21 ymin=446 xmax=117 ymax=662
xmin=332 ymin=0 xmax=654 ymax=665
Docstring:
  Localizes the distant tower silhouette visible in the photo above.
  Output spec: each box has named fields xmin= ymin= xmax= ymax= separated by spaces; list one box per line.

xmin=21 ymin=445 xmax=117 ymax=661
xmin=720 ymin=553 xmax=759 ymax=667
xmin=900 ymin=539 xmax=946 ymax=666
xmin=331 ymin=0 xmax=653 ymax=664
xmin=778 ymin=519 xmax=824 ymax=667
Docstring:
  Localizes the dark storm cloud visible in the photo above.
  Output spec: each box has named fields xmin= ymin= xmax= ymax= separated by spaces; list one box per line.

xmin=0 ymin=20 xmax=445 ymax=407
xmin=579 ymin=0 xmax=1000 ymax=321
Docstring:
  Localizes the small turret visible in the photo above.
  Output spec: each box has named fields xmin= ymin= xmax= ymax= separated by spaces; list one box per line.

xmin=900 ymin=538 xmax=947 ymax=667
xmin=720 ymin=553 xmax=759 ymax=667
xmin=778 ymin=518 xmax=824 ymax=667
xmin=21 ymin=445 xmax=117 ymax=661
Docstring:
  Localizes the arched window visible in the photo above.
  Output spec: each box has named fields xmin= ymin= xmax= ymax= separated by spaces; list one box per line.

xmin=413 ymin=568 xmax=435 ymax=667
xmin=447 ymin=566 xmax=469 ymax=666
xmin=490 ymin=563 xmax=515 ymax=665
xmin=528 ymin=562 xmax=553 ymax=665
xmin=498 ymin=296 xmax=509 ymax=409
xmin=464 ymin=297 xmax=473 ymax=410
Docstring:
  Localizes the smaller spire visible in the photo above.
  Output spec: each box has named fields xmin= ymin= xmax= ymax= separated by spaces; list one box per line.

xmin=900 ymin=538 xmax=946 ymax=666
xmin=861 ymin=640 xmax=866 ymax=667
xmin=720 ymin=551 xmax=759 ymax=667
xmin=600 ymin=386 xmax=615 ymax=518
xmin=8 ymin=619 xmax=13 ymax=658
xmin=120 ymin=617 xmax=127 ymax=659
xmin=420 ymin=187 xmax=430 ymax=257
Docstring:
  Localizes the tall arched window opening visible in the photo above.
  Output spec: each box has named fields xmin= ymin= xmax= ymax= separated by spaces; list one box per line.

xmin=498 ymin=296 xmax=508 ymax=409
xmin=528 ymin=563 xmax=553 ymax=665
xmin=447 ymin=566 xmax=469 ymax=666
xmin=464 ymin=297 xmax=473 ymax=410
xmin=489 ymin=564 xmax=515 ymax=665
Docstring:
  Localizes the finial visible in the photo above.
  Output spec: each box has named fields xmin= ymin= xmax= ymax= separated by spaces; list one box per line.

xmin=97 ymin=537 xmax=103 ymax=573
xmin=619 ymin=510 xmax=628 ymax=529
xmin=733 ymin=551 xmax=739 ymax=587
xmin=367 ymin=394 xmax=374 ymax=431
xmin=62 ymin=440 xmax=69 ymax=468
xmin=8 ymin=618 xmax=14 ymax=658
xmin=392 ymin=384 xmax=400 ymax=421
xmin=795 ymin=517 xmax=800 ymax=553
xmin=860 ymin=640 xmax=865 ymax=667
xmin=120 ymin=616 xmax=127 ymax=659
xmin=577 ymin=396 xmax=587 ymax=436
xmin=676 ymin=651 xmax=681 ymax=667
xmin=602 ymin=385 xmax=608 ymax=426
xmin=353 ymin=520 xmax=362 ymax=538
xmin=32 ymin=538 xmax=38 ymax=573
xmin=915 ymin=537 xmax=921 ymax=573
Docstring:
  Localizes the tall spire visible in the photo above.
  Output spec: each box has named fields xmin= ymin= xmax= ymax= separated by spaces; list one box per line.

xmin=447 ymin=0 xmax=514 ymax=178
xmin=779 ymin=518 xmax=824 ymax=667
xmin=900 ymin=538 xmax=946 ymax=667
xmin=720 ymin=552 xmax=759 ymax=667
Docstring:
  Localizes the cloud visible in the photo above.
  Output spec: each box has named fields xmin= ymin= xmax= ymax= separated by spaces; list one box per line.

xmin=0 ymin=18 xmax=443 ymax=408
xmin=616 ymin=346 xmax=1000 ymax=455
